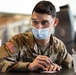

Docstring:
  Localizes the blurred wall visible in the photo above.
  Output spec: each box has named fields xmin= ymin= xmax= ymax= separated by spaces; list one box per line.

xmin=0 ymin=14 xmax=31 ymax=45
xmin=55 ymin=5 xmax=75 ymax=54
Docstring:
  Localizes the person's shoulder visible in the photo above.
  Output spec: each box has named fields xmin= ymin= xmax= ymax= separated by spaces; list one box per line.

xmin=53 ymin=36 xmax=64 ymax=45
xmin=52 ymin=36 xmax=66 ymax=52
xmin=23 ymin=32 xmax=32 ymax=36
xmin=11 ymin=32 xmax=32 ymax=38
xmin=9 ymin=32 xmax=33 ymax=45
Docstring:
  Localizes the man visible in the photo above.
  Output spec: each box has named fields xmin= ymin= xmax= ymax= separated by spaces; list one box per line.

xmin=0 ymin=1 xmax=72 ymax=72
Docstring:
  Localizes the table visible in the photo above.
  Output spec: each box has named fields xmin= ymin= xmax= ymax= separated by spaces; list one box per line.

xmin=0 ymin=68 xmax=75 ymax=75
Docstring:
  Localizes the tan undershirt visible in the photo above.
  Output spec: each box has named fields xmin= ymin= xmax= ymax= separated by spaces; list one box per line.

xmin=37 ymin=42 xmax=50 ymax=52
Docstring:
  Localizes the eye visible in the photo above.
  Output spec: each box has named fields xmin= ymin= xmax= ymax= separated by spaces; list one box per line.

xmin=32 ymin=20 xmax=39 ymax=25
xmin=42 ymin=20 xmax=49 ymax=25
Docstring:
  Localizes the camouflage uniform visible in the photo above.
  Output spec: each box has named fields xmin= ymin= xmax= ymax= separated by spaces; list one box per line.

xmin=0 ymin=32 xmax=72 ymax=72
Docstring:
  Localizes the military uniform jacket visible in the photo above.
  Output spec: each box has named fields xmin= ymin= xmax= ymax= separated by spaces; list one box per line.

xmin=0 ymin=32 xmax=72 ymax=72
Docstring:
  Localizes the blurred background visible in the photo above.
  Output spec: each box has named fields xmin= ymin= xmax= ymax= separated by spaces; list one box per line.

xmin=0 ymin=0 xmax=76 ymax=54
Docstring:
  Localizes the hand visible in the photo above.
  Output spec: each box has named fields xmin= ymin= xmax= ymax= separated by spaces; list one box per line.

xmin=28 ymin=55 xmax=51 ymax=71
xmin=45 ymin=63 xmax=61 ymax=71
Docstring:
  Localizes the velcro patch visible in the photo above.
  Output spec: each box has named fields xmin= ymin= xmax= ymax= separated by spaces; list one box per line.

xmin=6 ymin=42 xmax=17 ymax=53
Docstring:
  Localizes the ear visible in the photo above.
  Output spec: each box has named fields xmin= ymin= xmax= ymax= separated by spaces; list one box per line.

xmin=53 ymin=18 xmax=59 ymax=27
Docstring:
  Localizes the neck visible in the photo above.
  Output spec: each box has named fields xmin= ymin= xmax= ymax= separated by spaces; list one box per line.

xmin=35 ymin=37 xmax=50 ymax=46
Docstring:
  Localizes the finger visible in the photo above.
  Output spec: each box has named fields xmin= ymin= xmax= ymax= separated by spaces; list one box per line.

xmin=56 ymin=66 xmax=61 ymax=71
xmin=37 ymin=63 xmax=46 ymax=71
xmin=45 ymin=66 xmax=50 ymax=71
xmin=37 ymin=57 xmax=50 ymax=65
xmin=46 ymin=66 xmax=52 ymax=71
xmin=37 ymin=55 xmax=51 ymax=62
xmin=49 ymin=65 xmax=54 ymax=71
xmin=52 ymin=64 xmax=60 ymax=71
xmin=37 ymin=60 xmax=49 ymax=68
xmin=35 ymin=56 xmax=49 ymax=68
xmin=52 ymin=65 xmax=56 ymax=71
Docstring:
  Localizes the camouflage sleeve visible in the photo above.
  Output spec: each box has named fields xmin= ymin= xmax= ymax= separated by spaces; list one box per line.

xmin=53 ymin=37 xmax=73 ymax=68
xmin=0 ymin=44 xmax=31 ymax=72
xmin=62 ymin=48 xmax=73 ymax=68
xmin=59 ymin=42 xmax=73 ymax=68
xmin=0 ymin=38 xmax=18 ymax=58
xmin=0 ymin=59 xmax=30 ymax=72
xmin=0 ymin=46 xmax=32 ymax=72
xmin=0 ymin=45 xmax=10 ymax=58
xmin=0 ymin=42 xmax=16 ymax=59
xmin=0 ymin=33 xmax=34 ymax=72
xmin=0 ymin=33 xmax=24 ymax=58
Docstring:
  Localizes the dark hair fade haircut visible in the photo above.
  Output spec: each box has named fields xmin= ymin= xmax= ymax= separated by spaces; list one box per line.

xmin=32 ymin=1 xmax=56 ymax=18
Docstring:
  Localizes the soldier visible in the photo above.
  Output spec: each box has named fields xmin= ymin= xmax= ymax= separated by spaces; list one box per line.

xmin=0 ymin=1 xmax=72 ymax=72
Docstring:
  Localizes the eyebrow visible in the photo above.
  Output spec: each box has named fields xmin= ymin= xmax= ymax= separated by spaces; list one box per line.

xmin=31 ymin=18 xmax=50 ymax=21
xmin=31 ymin=18 xmax=37 ymax=20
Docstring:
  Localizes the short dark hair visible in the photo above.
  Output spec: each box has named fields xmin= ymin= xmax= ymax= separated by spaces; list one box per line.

xmin=32 ymin=1 xmax=56 ymax=18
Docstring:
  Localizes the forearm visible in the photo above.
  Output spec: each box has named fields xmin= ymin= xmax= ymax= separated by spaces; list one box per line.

xmin=61 ymin=53 xmax=73 ymax=68
xmin=0 ymin=60 xmax=30 ymax=72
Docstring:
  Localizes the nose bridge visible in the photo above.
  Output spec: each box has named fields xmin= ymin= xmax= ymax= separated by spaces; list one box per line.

xmin=36 ymin=21 xmax=43 ymax=29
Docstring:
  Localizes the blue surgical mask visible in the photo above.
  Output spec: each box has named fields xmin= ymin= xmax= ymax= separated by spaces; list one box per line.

xmin=32 ymin=27 xmax=51 ymax=40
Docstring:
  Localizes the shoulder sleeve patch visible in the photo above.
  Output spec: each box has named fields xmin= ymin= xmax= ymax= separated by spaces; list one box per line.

xmin=6 ymin=42 xmax=17 ymax=53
